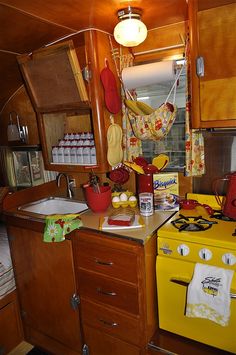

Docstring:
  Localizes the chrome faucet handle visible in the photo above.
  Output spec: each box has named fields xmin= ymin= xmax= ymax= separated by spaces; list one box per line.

xmin=68 ymin=180 xmax=74 ymax=199
xmin=56 ymin=173 xmax=73 ymax=199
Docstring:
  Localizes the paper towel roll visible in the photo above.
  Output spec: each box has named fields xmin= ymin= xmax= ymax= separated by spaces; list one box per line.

xmin=122 ymin=60 xmax=175 ymax=90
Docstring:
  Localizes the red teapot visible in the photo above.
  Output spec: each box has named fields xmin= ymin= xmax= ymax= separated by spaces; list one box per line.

xmin=213 ymin=172 xmax=236 ymax=219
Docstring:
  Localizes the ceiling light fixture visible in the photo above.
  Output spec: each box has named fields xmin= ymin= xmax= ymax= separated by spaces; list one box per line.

xmin=114 ymin=7 xmax=147 ymax=47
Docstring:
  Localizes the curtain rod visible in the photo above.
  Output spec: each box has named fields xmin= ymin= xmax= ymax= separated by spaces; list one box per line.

xmin=133 ymin=43 xmax=185 ymax=57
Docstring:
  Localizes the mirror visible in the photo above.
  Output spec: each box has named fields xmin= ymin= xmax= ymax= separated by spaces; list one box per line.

xmin=135 ymin=61 xmax=186 ymax=171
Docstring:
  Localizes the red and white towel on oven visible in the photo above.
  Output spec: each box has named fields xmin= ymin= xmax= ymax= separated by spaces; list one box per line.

xmin=186 ymin=263 xmax=234 ymax=326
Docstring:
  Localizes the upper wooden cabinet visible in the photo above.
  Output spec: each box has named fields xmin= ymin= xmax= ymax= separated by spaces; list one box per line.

xmin=17 ymin=31 xmax=113 ymax=173
xmin=17 ymin=40 xmax=89 ymax=112
xmin=189 ymin=0 xmax=236 ymax=128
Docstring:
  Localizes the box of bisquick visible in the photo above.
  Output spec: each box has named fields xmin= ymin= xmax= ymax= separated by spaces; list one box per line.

xmin=153 ymin=172 xmax=179 ymax=211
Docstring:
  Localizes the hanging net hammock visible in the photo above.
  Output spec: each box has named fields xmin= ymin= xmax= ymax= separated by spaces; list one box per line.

xmin=124 ymin=65 xmax=184 ymax=141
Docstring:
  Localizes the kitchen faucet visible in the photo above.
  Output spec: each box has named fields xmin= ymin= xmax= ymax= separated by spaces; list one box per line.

xmin=56 ymin=173 xmax=73 ymax=199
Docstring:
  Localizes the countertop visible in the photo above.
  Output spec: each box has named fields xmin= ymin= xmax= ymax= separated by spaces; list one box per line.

xmin=80 ymin=207 xmax=174 ymax=244
xmin=3 ymin=183 xmax=175 ymax=244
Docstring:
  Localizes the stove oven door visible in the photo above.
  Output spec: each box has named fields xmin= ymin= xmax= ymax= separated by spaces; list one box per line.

xmin=156 ymin=256 xmax=236 ymax=353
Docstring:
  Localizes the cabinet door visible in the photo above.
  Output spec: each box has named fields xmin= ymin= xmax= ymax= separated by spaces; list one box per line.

xmin=17 ymin=40 xmax=88 ymax=112
xmin=8 ymin=226 xmax=82 ymax=352
xmin=189 ymin=1 xmax=236 ymax=128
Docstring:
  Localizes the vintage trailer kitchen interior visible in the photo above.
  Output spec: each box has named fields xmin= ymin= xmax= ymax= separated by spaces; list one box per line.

xmin=0 ymin=1 xmax=236 ymax=354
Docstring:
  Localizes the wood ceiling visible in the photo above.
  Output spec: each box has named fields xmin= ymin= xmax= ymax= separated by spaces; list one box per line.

xmin=0 ymin=0 xmax=232 ymax=113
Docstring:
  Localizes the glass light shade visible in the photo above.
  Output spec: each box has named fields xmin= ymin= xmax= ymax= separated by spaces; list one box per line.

xmin=114 ymin=18 xmax=147 ymax=47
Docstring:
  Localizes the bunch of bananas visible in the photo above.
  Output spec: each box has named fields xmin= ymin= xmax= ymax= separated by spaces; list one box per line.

xmin=125 ymin=99 xmax=154 ymax=115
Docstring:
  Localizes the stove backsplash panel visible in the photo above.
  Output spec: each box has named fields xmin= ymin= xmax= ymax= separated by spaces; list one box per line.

xmin=193 ymin=130 xmax=236 ymax=195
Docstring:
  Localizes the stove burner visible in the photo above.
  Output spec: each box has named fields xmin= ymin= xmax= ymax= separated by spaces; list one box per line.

xmin=210 ymin=211 xmax=236 ymax=222
xmin=171 ymin=214 xmax=218 ymax=232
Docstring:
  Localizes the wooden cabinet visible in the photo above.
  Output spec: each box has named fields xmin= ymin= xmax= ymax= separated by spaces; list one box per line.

xmin=0 ymin=291 xmax=23 ymax=354
xmin=189 ymin=0 xmax=236 ymax=128
xmin=17 ymin=31 xmax=114 ymax=173
xmin=7 ymin=221 xmax=82 ymax=355
xmin=73 ymin=229 xmax=158 ymax=355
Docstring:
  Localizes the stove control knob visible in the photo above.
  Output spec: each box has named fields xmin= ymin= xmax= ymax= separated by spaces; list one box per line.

xmin=177 ymin=244 xmax=190 ymax=256
xmin=199 ymin=248 xmax=212 ymax=261
xmin=222 ymin=253 xmax=236 ymax=266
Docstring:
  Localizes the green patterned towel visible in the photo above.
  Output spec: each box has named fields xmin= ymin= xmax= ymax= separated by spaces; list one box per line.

xmin=44 ymin=214 xmax=83 ymax=242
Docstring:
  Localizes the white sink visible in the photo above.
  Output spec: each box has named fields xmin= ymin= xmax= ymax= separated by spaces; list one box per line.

xmin=18 ymin=197 xmax=88 ymax=215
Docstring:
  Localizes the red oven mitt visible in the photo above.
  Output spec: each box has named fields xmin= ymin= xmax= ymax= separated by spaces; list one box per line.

xmin=100 ymin=60 xmax=121 ymax=114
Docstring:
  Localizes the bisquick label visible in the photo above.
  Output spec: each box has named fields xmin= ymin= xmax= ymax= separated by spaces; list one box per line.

xmin=153 ymin=173 xmax=179 ymax=211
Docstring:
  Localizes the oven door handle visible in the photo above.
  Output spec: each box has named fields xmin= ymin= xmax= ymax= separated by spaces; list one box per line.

xmin=170 ymin=278 xmax=236 ymax=299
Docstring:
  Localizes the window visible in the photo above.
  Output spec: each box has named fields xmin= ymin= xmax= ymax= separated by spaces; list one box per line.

xmin=135 ymin=66 xmax=186 ymax=171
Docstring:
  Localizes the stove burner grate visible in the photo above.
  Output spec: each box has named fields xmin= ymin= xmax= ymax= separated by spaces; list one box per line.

xmin=171 ymin=214 xmax=218 ymax=232
xmin=210 ymin=211 xmax=236 ymax=222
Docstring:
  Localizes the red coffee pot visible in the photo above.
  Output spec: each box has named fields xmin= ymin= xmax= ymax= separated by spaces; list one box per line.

xmin=213 ymin=172 xmax=236 ymax=219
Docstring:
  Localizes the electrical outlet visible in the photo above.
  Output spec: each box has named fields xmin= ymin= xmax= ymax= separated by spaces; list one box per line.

xmin=69 ymin=179 xmax=76 ymax=188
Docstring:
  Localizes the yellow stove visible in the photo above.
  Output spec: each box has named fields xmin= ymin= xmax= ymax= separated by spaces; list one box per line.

xmin=156 ymin=194 xmax=236 ymax=353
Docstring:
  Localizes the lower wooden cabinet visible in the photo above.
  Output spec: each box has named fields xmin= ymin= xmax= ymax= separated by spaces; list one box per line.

xmin=5 ymin=215 xmax=157 ymax=355
xmin=7 ymin=222 xmax=82 ymax=355
xmin=73 ymin=229 xmax=157 ymax=355
xmin=0 ymin=291 xmax=23 ymax=354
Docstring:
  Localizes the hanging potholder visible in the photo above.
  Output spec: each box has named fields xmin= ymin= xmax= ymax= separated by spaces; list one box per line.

xmin=100 ymin=60 xmax=121 ymax=114
xmin=107 ymin=122 xmax=123 ymax=167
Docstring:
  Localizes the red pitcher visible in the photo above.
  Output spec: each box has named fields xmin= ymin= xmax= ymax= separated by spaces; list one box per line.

xmin=213 ymin=172 xmax=236 ymax=219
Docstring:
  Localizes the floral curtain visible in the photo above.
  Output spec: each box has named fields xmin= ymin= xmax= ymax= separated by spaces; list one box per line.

xmin=185 ymin=38 xmax=205 ymax=176
xmin=120 ymin=53 xmax=143 ymax=161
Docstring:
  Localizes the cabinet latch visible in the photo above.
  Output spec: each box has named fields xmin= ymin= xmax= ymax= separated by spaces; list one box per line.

xmin=82 ymin=344 xmax=90 ymax=355
xmin=82 ymin=66 xmax=92 ymax=82
xmin=196 ymin=56 xmax=204 ymax=77
xmin=70 ymin=293 xmax=80 ymax=310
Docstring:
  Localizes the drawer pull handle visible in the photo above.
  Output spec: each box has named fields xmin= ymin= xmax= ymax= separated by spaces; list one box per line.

xmin=96 ymin=287 xmax=117 ymax=296
xmin=95 ymin=259 xmax=113 ymax=266
xmin=99 ymin=318 xmax=118 ymax=327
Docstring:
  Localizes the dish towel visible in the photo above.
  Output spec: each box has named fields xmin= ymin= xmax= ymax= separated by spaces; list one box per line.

xmin=186 ymin=263 xmax=234 ymax=326
xmin=43 ymin=214 xmax=83 ymax=242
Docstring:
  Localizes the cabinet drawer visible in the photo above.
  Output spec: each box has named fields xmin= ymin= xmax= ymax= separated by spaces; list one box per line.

xmin=76 ymin=239 xmax=138 ymax=284
xmin=83 ymin=324 xmax=141 ymax=355
xmin=78 ymin=270 xmax=139 ymax=315
xmin=81 ymin=299 xmax=142 ymax=345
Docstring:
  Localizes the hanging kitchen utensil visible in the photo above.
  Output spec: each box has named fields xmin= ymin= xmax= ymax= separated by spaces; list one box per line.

xmin=107 ymin=115 xmax=123 ymax=167
xmin=109 ymin=166 xmax=130 ymax=185
xmin=100 ymin=59 xmax=121 ymax=114
xmin=152 ymin=154 xmax=169 ymax=171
